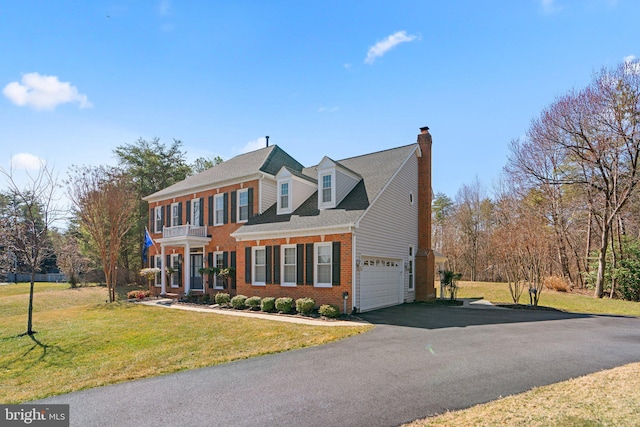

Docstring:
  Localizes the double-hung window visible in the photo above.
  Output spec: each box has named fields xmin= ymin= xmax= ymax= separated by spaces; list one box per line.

xmin=321 ymin=174 xmax=332 ymax=204
xmin=214 ymin=194 xmax=224 ymax=226
xmin=280 ymin=182 xmax=289 ymax=210
xmin=408 ymin=246 xmax=415 ymax=291
xmin=282 ymin=245 xmax=296 ymax=287
xmin=238 ymin=189 xmax=249 ymax=222
xmin=253 ymin=247 xmax=266 ymax=286
xmin=191 ymin=198 xmax=201 ymax=226
xmin=171 ymin=203 xmax=180 ymax=226
xmin=315 ymin=243 xmax=332 ymax=287
xmin=154 ymin=206 xmax=163 ymax=233
xmin=155 ymin=255 xmax=162 ymax=286
xmin=214 ymin=252 xmax=225 ymax=289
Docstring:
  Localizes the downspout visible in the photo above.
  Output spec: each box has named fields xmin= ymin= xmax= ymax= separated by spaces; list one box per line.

xmin=352 ymin=227 xmax=357 ymax=313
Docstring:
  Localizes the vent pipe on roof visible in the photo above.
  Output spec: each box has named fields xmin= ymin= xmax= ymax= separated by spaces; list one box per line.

xmin=265 ymin=136 xmax=270 ymax=147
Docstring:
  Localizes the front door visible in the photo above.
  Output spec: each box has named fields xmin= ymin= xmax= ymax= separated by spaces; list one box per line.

xmin=190 ymin=254 xmax=203 ymax=290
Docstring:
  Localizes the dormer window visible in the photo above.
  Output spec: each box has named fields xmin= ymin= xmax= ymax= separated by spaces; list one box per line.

xmin=321 ymin=174 xmax=332 ymax=203
xmin=280 ymin=182 xmax=289 ymax=209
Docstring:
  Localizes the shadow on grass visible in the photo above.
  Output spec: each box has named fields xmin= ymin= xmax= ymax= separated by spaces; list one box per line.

xmin=0 ymin=332 xmax=68 ymax=371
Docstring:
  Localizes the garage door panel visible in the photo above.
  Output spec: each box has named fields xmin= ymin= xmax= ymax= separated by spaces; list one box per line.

xmin=360 ymin=257 xmax=402 ymax=311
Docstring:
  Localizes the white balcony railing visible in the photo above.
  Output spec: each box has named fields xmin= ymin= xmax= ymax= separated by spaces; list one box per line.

xmin=162 ymin=224 xmax=207 ymax=239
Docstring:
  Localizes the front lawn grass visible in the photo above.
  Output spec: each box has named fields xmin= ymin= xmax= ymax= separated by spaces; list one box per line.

xmin=0 ymin=283 xmax=370 ymax=403
xmin=453 ymin=281 xmax=640 ymax=317
xmin=404 ymin=362 xmax=640 ymax=427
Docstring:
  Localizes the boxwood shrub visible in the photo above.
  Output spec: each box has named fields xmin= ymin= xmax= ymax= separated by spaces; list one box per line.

xmin=295 ymin=297 xmax=315 ymax=315
xmin=214 ymin=293 xmax=231 ymax=306
xmin=275 ymin=297 xmax=294 ymax=314
xmin=245 ymin=296 xmax=261 ymax=311
xmin=260 ymin=297 xmax=276 ymax=312
xmin=230 ymin=294 xmax=248 ymax=309
xmin=319 ymin=304 xmax=340 ymax=318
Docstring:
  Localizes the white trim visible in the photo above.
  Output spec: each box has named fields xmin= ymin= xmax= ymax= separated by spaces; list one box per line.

xmin=191 ymin=197 xmax=201 ymax=227
xmin=214 ymin=193 xmax=225 ymax=226
xmin=352 ymin=232 xmax=357 ymax=312
xmin=318 ymin=170 xmax=336 ymax=210
xmin=277 ymin=179 xmax=292 ymax=215
xmin=237 ymin=188 xmax=249 ymax=223
xmin=154 ymin=255 xmax=162 ymax=287
xmin=252 ymin=246 xmax=267 ymax=286
xmin=281 ymin=244 xmax=297 ymax=287
xmin=170 ymin=254 xmax=180 ymax=288
xmin=171 ymin=202 xmax=180 ymax=227
xmin=232 ymin=224 xmax=354 ymax=241
xmin=154 ymin=206 xmax=163 ymax=233
xmin=314 ymin=242 xmax=332 ymax=288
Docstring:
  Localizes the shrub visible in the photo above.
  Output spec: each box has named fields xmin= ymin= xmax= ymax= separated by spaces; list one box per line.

xmin=245 ymin=296 xmax=262 ymax=310
xmin=198 ymin=293 xmax=211 ymax=304
xmin=215 ymin=293 xmax=231 ymax=306
xmin=231 ymin=295 xmax=248 ymax=309
xmin=319 ymin=304 xmax=340 ymax=318
xmin=260 ymin=297 xmax=276 ymax=312
xmin=544 ymin=276 xmax=569 ymax=292
xmin=275 ymin=297 xmax=294 ymax=314
xmin=295 ymin=297 xmax=315 ymax=315
xmin=127 ymin=290 xmax=151 ymax=300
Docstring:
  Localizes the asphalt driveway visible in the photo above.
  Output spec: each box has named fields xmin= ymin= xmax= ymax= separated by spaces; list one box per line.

xmin=37 ymin=304 xmax=640 ymax=427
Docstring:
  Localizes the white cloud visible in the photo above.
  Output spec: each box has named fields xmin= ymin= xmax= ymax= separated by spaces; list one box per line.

xmin=240 ymin=137 xmax=268 ymax=153
xmin=624 ymin=55 xmax=640 ymax=74
xmin=158 ymin=0 xmax=171 ymax=16
xmin=11 ymin=153 xmax=44 ymax=170
xmin=365 ymin=31 xmax=417 ymax=65
xmin=3 ymin=73 xmax=92 ymax=111
xmin=540 ymin=0 xmax=564 ymax=14
xmin=317 ymin=106 xmax=339 ymax=113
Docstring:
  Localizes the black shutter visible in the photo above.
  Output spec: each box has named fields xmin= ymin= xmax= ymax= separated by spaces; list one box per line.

xmin=166 ymin=255 xmax=171 ymax=285
xmin=231 ymin=191 xmax=237 ymax=223
xmin=150 ymin=256 xmax=155 ymax=268
xmin=178 ymin=202 xmax=183 ymax=225
xmin=208 ymin=196 xmax=213 ymax=226
xmin=160 ymin=206 xmax=165 ymax=231
xmin=222 ymin=251 xmax=229 ymax=289
xmin=265 ymin=246 xmax=272 ymax=284
xmin=247 ymin=187 xmax=254 ymax=218
xmin=166 ymin=204 xmax=172 ymax=227
xmin=305 ymin=243 xmax=313 ymax=285
xmin=230 ymin=251 xmax=237 ymax=289
xmin=296 ymin=244 xmax=304 ymax=285
xmin=178 ymin=254 xmax=183 ymax=287
xmin=207 ymin=252 xmax=214 ymax=288
xmin=149 ymin=207 xmax=153 ymax=232
xmin=332 ymin=241 xmax=341 ymax=286
xmin=273 ymin=245 xmax=280 ymax=284
xmin=223 ymin=193 xmax=229 ymax=224
xmin=245 ymin=247 xmax=251 ymax=283
xmin=186 ymin=200 xmax=191 ymax=225
xmin=199 ymin=197 xmax=204 ymax=226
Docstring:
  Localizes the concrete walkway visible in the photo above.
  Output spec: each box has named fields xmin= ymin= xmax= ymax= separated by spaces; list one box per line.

xmin=136 ymin=298 xmax=366 ymax=326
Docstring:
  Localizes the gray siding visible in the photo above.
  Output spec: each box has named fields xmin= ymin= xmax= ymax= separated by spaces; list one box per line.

xmin=260 ymin=178 xmax=277 ymax=213
xmin=335 ymin=170 xmax=359 ymax=206
xmin=355 ymin=152 xmax=419 ymax=308
xmin=292 ymin=179 xmax=316 ymax=212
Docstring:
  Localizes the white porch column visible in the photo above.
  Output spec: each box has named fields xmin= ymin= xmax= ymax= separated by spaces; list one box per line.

xmin=184 ymin=243 xmax=191 ymax=294
xmin=160 ymin=244 xmax=166 ymax=295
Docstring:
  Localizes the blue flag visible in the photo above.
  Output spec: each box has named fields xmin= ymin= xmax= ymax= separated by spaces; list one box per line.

xmin=142 ymin=227 xmax=153 ymax=261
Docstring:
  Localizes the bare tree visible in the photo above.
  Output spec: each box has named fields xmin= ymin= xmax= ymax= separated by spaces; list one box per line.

xmin=1 ymin=163 xmax=61 ymax=335
xmin=52 ymin=230 xmax=90 ymax=288
xmin=67 ymin=166 xmax=138 ymax=302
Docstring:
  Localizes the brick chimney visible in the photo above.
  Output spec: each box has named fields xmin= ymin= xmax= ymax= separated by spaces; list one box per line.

xmin=415 ymin=126 xmax=435 ymax=300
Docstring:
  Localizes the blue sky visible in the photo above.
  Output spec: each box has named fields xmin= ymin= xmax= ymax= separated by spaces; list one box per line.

xmin=1 ymin=0 xmax=638 ymax=202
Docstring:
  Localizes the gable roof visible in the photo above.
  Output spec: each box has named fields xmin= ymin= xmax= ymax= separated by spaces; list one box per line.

xmin=232 ymin=143 xmax=418 ymax=238
xmin=143 ymin=145 xmax=303 ymax=202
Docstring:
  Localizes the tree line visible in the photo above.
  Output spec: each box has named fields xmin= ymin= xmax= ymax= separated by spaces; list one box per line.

xmin=434 ymin=60 xmax=640 ymax=301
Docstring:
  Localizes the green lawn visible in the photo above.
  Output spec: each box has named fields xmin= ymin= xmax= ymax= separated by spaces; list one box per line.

xmin=453 ymin=281 xmax=640 ymax=317
xmin=0 ymin=283 xmax=370 ymax=403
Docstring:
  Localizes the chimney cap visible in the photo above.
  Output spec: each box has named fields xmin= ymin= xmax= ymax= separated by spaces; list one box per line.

xmin=420 ymin=126 xmax=430 ymax=133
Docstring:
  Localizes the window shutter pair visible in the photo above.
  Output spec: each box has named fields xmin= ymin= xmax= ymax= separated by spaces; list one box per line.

xmin=230 ymin=188 xmax=254 ymax=223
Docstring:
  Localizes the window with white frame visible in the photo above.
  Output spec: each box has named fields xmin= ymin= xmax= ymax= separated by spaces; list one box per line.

xmin=282 ymin=245 xmax=296 ymax=286
xmin=214 ymin=194 xmax=225 ymax=226
xmin=252 ymin=247 xmax=266 ymax=285
xmin=170 ymin=254 xmax=180 ymax=287
xmin=154 ymin=255 xmax=162 ymax=286
xmin=171 ymin=203 xmax=180 ymax=226
xmin=280 ymin=182 xmax=289 ymax=210
xmin=321 ymin=174 xmax=332 ymax=204
xmin=315 ymin=243 xmax=332 ymax=287
xmin=192 ymin=198 xmax=201 ymax=226
xmin=154 ymin=206 xmax=163 ymax=233
xmin=214 ymin=252 xmax=225 ymax=289
xmin=238 ymin=189 xmax=249 ymax=222
xmin=408 ymin=246 xmax=415 ymax=291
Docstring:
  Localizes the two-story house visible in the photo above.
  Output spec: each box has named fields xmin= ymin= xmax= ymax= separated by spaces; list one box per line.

xmin=143 ymin=127 xmax=436 ymax=313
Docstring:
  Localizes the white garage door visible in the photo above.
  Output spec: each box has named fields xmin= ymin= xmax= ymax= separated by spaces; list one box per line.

xmin=360 ymin=257 xmax=403 ymax=312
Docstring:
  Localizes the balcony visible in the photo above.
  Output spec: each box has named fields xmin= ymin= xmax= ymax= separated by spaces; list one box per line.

xmin=162 ymin=225 xmax=207 ymax=239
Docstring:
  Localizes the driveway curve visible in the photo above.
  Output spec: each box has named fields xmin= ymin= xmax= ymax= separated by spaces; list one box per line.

xmin=37 ymin=304 xmax=640 ymax=427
